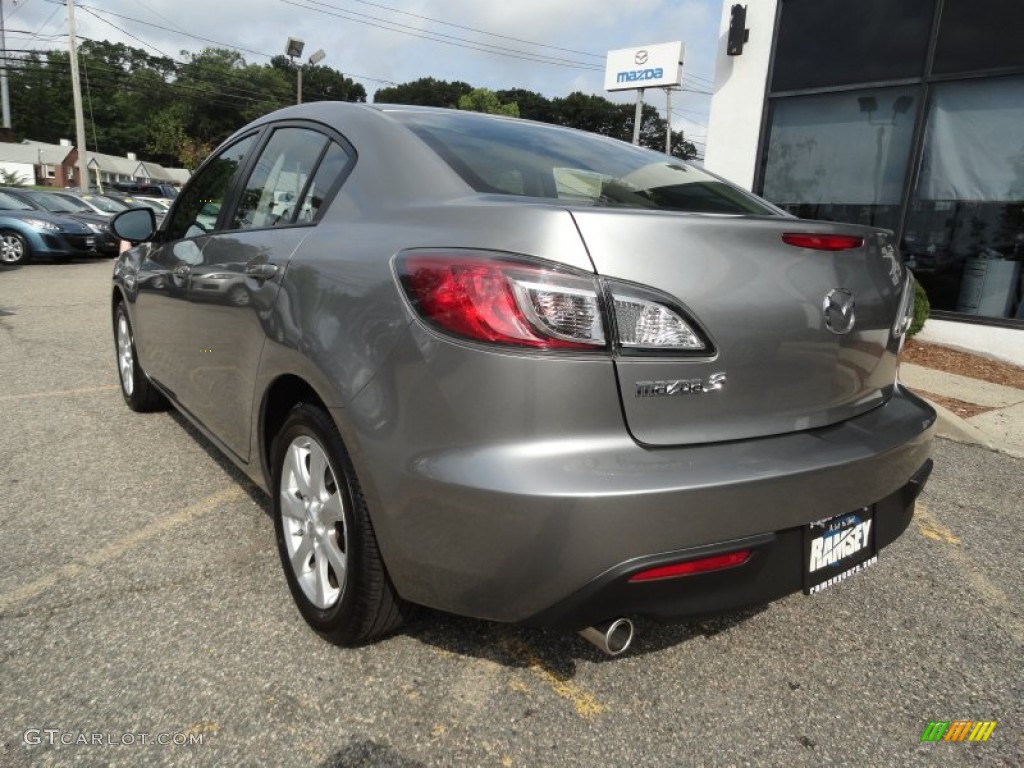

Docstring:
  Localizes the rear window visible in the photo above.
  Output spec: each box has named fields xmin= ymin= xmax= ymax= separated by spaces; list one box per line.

xmin=391 ymin=110 xmax=776 ymax=215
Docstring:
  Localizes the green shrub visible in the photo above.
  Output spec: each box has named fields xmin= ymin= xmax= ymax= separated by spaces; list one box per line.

xmin=908 ymin=279 xmax=929 ymax=338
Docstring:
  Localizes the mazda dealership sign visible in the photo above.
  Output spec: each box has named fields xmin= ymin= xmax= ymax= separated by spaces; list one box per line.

xmin=604 ymin=41 xmax=684 ymax=92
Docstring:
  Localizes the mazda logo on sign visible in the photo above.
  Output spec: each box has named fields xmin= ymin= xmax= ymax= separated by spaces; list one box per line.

xmin=635 ymin=50 xmax=649 ymax=66
xmin=823 ymin=289 xmax=856 ymax=335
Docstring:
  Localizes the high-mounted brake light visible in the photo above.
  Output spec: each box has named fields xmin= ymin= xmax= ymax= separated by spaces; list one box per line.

xmin=782 ymin=233 xmax=864 ymax=251
xmin=628 ymin=550 xmax=751 ymax=582
xmin=396 ymin=253 xmax=605 ymax=349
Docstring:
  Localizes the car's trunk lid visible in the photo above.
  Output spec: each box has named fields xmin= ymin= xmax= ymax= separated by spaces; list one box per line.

xmin=571 ymin=210 xmax=905 ymax=446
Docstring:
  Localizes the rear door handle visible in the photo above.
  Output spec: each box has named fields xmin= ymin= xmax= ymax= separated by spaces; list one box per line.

xmin=245 ymin=263 xmax=279 ymax=281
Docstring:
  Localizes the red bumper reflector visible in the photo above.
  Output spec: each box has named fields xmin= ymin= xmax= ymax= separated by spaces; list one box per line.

xmin=628 ymin=550 xmax=752 ymax=582
xmin=782 ymin=233 xmax=864 ymax=251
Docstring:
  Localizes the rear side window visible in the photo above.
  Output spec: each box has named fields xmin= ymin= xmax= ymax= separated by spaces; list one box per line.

xmin=393 ymin=110 xmax=776 ymax=216
xmin=295 ymin=142 xmax=351 ymax=223
xmin=232 ymin=127 xmax=331 ymax=230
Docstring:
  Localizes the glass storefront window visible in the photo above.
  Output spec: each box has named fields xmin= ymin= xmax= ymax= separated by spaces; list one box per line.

xmin=761 ymin=87 xmax=919 ymax=232
xmin=906 ymin=77 xmax=1024 ymax=320
xmin=772 ymin=0 xmax=934 ymax=92
xmin=934 ymin=0 xmax=1024 ymax=76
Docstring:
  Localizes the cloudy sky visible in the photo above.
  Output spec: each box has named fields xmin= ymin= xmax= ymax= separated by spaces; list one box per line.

xmin=4 ymin=0 xmax=723 ymax=156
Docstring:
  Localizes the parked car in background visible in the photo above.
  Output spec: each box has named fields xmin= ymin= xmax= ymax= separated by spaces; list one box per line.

xmin=110 ymin=104 xmax=935 ymax=655
xmin=110 ymin=181 xmax=178 ymax=199
xmin=54 ymin=191 xmax=129 ymax=217
xmin=0 ymin=187 xmax=118 ymax=256
xmin=103 ymin=193 xmax=168 ymax=225
xmin=0 ymin=191 xmax=96 ymax=265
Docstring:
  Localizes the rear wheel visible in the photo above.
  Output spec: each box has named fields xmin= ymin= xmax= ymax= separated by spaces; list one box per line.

xmin=114 ymin=302 xmax=168 ymax=412
xmin=272 ymin=403 xmax=407 ymax=645
xmin=0 ymin=230 xmax=29 ymax=266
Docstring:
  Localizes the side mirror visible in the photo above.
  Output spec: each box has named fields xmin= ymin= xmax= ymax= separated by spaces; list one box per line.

xmin=110 ymin=207 xmax=157 ymax=244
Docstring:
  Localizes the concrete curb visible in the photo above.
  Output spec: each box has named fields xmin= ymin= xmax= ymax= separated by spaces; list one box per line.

xmin=921 ymin=393 xmax=1024 ymax=460
xmin=921 ymin=396 xmax=998 ymax=452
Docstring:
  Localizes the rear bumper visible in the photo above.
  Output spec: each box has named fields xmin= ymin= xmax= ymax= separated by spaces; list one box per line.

xmin=344 ymin=384 xmax=935 ymax=626
xmin=525 ymin=459 xmax=931 ymax=630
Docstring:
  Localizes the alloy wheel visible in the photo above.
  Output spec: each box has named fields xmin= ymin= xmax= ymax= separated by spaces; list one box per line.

xmin=116 ymin=313 xmax=134 ymax=396
xmin=279 ymin=435 xmax=349 ymax=609
xmin=0 ymin=233 xmax=25 ymax=264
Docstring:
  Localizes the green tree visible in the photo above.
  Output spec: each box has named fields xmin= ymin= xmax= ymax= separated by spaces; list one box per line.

xmin=457 ymin=88 xmax=519 ymax=117
xmin=374 ymin=77 xmax=472 ymax=108
xmin=496 ymin=89 xmax=554 ymax=122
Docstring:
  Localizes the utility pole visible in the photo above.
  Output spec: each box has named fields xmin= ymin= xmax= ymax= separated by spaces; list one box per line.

xmin=1 ymin=0 xmax=11 ymax=128
xmin=67 ymin=0 xmax=89 ymax=192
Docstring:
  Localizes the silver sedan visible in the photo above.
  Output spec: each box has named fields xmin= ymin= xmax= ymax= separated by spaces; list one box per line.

xmin=110 ymin=103 xmax=934 ymax=655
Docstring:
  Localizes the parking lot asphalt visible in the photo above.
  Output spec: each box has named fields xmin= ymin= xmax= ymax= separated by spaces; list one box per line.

xmin=1 ymin=259 xmax=1022 ymax=767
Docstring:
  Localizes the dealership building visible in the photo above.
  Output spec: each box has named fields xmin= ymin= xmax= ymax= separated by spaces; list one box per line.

xmin=705 ymin=0 xmax=1023 ymax=363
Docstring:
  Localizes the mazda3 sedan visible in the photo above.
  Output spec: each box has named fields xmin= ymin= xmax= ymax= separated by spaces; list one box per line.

xmin=0 ymin=191 xmax=97 ymax=265
xmin=110 ymin=103 xmax=934 ymax=654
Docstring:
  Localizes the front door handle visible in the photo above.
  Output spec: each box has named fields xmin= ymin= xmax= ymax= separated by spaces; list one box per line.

xmin=245 ymin=263 xmax=279 ymax=281
xmin=173 ymin=265 xmax=191 ymax=278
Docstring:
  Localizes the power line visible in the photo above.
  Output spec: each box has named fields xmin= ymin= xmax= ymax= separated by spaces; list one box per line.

xmin=41 ymin=0 xmax=396 ymax=85
xmin=280 ymin=0 xmax=605 ymax=71
xmin=3 ymin=53 xmax=294 ymax=111
xmin=19 ymin=2 xmax=63 ymax=51
xmin=77 ymin=6 xmax=170 ymax=59
xmin=326 ymin=0 xmax=604 ymax=60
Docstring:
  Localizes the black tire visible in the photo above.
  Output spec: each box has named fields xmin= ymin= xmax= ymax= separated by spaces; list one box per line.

xmin=271 ymin=403 xmax=407 ymax=645
xmin=0 ymin=229 xmax=30 ymax=266
xmin=113 ymin=302 xmax=169 ymax=412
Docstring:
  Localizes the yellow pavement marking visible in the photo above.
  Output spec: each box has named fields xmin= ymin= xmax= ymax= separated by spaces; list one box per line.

xmin=0 ymin=486 xmax=245 ymax=611
xmin=0 ymin=385 xmax=120 ymax=403
xmin=915 ymin=503 xmax=1023 ymax=644
xmin=501 ymin=637 xmax=605 ymax=719
xmin=914 ymin=503 xmax=960 ymax=544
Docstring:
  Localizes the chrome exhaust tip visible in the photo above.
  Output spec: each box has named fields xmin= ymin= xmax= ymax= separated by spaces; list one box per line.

xmin=578 ymin=618 xmax=634 ymax=656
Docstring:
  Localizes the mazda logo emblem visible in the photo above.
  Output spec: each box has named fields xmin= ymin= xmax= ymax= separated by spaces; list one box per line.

xmin=635 ymin=50 xmax=649 ymax=66
xmin=823 ymin=289 xmax=856 ymax=335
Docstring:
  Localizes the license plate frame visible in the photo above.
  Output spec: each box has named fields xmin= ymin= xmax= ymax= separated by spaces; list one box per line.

xmin=803 ymin=506 xmax=878 ymax=595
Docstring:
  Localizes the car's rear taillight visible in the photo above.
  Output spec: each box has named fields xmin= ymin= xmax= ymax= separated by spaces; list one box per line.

xmin=782 ymin=233 xmax=864 ymax=251
xmin=612 ymin=293 xmax=706 ymax=351
xmin=396 ymin=251 xmax=713 ymax=355
xmin=396 ymin=252 xmax=606 ymax=349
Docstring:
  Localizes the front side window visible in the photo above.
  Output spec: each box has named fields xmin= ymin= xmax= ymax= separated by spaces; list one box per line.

xmin=231 ymin=128 xmax=331 ymax=230
xmin=393 ymin=110 xmax=774 ymax=215
xmin=165 ymin=134 xmax=257 ymax=241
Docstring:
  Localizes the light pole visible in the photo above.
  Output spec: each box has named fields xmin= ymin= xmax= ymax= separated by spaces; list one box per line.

xmin=286 ymin=38 xmax=327 ymax=105
xmin=303 ymin=49 xmax=325 ymax=105
xmin=285 ymin=37 xmax=304 ymax=104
